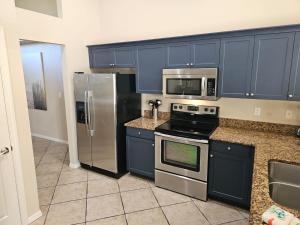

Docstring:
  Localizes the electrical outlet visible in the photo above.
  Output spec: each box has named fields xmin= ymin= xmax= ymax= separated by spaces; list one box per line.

xmin=285 ymin=110 xmax=293 ymax=119
xmin=254 ymin=107 xmax=261 ymax=116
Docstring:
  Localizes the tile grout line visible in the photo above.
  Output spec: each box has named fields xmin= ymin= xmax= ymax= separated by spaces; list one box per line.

xmin=191 ymin=199 xmax=212 ymax=225
xmin=35 ymin=140 xmax=51 ymax=168
xmin=85 ymin=177 xmax=88 ymax=224
xmin=117 ymin=182 xmax=128 ymax=225
xmin=41 ymin=140 xmax=68 ymax=225
xmin=149 ymin=187 xmax=171 ymax=225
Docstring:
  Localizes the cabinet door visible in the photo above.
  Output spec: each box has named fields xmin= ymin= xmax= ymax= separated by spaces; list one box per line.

xmin=126 ymin=136 xmax=155 ymax=179
xmin=288 ymin=32 xmax=300 ymax=101
xmin=136 ymin=44 xmax=166 ymax=93
xmin=166 ymin=42 xmax=191 ymax=68
xmin=208 ymin=141 xmax=254 ymax=207
xmin=251 ymin=33 xmax=294 ymax=100
xmin=115 ymin=47 xmax=136 ymax=67
xmin=90 ymin=48 xmax=115 ymax=68
xmin=192 ymin=39 xmax=220 ymax=67
xmin=219 ymin=37 xmax=254 ymax=98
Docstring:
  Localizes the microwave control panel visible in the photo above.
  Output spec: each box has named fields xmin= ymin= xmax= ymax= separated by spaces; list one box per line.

xmin=207 ymin=78 xmax=216 ymax=96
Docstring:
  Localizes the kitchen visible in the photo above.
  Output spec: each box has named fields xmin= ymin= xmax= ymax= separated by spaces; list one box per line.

xmin=1 ymin=1 xmax=300 ymax=225
xmin=72 ymin=24 xmax=300 ymax=225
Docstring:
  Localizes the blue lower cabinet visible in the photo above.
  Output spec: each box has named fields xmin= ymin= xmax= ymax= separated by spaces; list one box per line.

xmin=208 ymin=141 xmax=254 ymax=208
xmin=126 ymin=130 xmax=155 ymax=179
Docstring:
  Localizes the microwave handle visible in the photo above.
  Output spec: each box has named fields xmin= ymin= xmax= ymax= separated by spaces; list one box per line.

xmin=201 ymin=77 xmax=207 ymax=96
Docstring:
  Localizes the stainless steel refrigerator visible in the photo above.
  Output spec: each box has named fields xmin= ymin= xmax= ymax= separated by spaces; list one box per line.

xmin=74 ymin=70 xmax=141 ymax=176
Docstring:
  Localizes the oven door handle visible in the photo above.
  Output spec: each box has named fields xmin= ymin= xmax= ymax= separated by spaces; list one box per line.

xmin=154 ymin=132 xmax=208 ymax=144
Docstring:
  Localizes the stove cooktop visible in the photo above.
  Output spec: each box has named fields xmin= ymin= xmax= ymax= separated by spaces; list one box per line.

xmin=155 ymin=103 xmax=219 ymax=140
xmin=155 ymin=120 xmax=218 ymax=140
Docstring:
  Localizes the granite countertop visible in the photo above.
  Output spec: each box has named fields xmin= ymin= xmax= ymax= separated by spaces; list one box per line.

xmin=124 ymin=117 xmax=167 ymax=130
xmin=210 ymin=127 xmax=300 ymax=225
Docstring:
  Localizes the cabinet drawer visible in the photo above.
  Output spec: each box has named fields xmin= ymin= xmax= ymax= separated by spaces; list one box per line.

xmin=210 ymin=141 xmax=253 ymax=157
xmin=126 ymin=127 xmax=155 ymax=140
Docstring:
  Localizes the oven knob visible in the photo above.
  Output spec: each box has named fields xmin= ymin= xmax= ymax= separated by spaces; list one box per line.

xmin=204 ymin=108 xmax=208 ymax=112
xmin=174 ymin=106 xmax=178 ymax=109
xmin=179 ymin=105 xmax=183 ymax=109
xmin=210 ymin=109 xmax=215 ymax=113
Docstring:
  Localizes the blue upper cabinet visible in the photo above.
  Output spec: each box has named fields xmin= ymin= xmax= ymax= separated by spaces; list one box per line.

xmin=115 ymin=47 xmax=136 ymax=67
xmin=250 ymin=33 xmax=295 ymax=100
xmin=89 ymin=47 xmax=136 ymax=68
xmin=136 ymin=44 xmax=166 ymax=93
xmin=90 ymin=48 xmax=115 ymax=68
xmin=167 ymin=42 xmax=191 ymax=68
xmin=166 ymin=40 xmax=220 ymax=68
xmin=219 ymin=36 xmax=254 ymax=98
xmin=288 ymin=32 xmax=300 ymax=101
xmin=192 ymin=39 xmax=220 ymax=67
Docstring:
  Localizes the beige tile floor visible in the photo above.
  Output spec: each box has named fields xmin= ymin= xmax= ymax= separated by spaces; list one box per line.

xmin=31 ymin=137 xmax=250 ymax=225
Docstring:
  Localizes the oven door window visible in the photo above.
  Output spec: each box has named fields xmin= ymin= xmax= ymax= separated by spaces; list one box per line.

xmin=161 ymin=140 xmax=200 ymax=172
xmin=166 ymin=78 xmax=202 ymax=96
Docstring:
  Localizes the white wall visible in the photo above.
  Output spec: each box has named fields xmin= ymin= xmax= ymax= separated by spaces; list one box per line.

xmin=143 ymin=94 xmax=300 ymax=125
xmin=21 ymin=43 xmax=68 ymax=142
xmin=15 ymin=0 xmax=59 ymax=17
xmin=98 ymin=0 xmax=300 ymax=126
xmin=97 ymin=0 xmax=300 ymax=44
xmin=0 ymin=0 xmax=39 ymax=222
xmin=16 ymin=1 xmax=102 ymax=217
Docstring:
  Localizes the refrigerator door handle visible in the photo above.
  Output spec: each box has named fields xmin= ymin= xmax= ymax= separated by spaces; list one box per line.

xmin=84 ymin=90 xmax=89 ymax=133
xmin=87 ymin=91 xmax=95 ymax=136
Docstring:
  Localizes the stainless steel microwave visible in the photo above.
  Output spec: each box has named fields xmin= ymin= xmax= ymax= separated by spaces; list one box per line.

xmin=162 ymin=68 xmax=218 ymax=100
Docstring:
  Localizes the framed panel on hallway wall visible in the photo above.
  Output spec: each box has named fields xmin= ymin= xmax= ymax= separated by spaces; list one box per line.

xmin=21 ymin=52 xmax=47 ymax=110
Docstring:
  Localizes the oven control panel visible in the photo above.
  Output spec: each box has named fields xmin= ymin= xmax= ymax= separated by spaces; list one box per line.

xmin=172 ymin=103 xmax=218 ymax=115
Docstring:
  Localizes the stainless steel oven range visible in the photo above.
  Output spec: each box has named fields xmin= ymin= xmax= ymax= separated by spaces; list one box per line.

xmin=154 ymin=103 xmax=219 ymax=200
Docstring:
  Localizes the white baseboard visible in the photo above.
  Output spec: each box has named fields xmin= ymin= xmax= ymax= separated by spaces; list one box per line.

xmin=69 ymin=160 xmax=81 ymax=169
xmin=27 ymin=210 xmax=42 ymax=224
xmin=31 ymin=133 xmax=68 ymax=144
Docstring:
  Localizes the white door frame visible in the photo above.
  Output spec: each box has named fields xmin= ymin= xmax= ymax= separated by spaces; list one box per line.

xmin=0 ymin=26 xmax=28 ymax=225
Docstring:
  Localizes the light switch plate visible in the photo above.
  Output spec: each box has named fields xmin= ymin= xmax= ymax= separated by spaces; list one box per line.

xmin=254 ymin=107 xmax=261 ymax=116
xmin=285 ymin=110 xmax=293 ymax=119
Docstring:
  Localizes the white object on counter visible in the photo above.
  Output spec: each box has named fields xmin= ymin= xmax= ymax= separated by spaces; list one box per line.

xmin=262 ymin=205 xmax=294 ymax=225
xmin=153 ymin=108 xmax=158 ymax=121
xmin=290 ymin=217 xmax=300 ymax=225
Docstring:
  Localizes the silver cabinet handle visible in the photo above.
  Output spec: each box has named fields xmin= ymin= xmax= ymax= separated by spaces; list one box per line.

xmin=190 ymin=62 xmax=194 ymax=66
xmin=210 ymin=154 xmax=214 ymax=158
xmin=0 ymin=147 xmax=9 ymax=156
xmin=186 ymin=63 xmax=190 ymax=66
xmin=288 ymin=94 xmax=293 ymax=98
xmin=250 ymin=93 xmax=254 ymax=96
xmin=245 ymin=93 xmax=249 ymax=96
xmin=138 ymin=131 xmax=141 ymax=135
xmin=152 ymin=143 xmax=155 ymax=147
xmin=154 ymin=132 xmax=208 ymax=144
xmin=227 ymin=146 xmax=231 ymax=150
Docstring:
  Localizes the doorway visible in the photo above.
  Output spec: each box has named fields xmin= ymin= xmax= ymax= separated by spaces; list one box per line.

xmin=19 ymin=41 xmax=69 ymax=224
